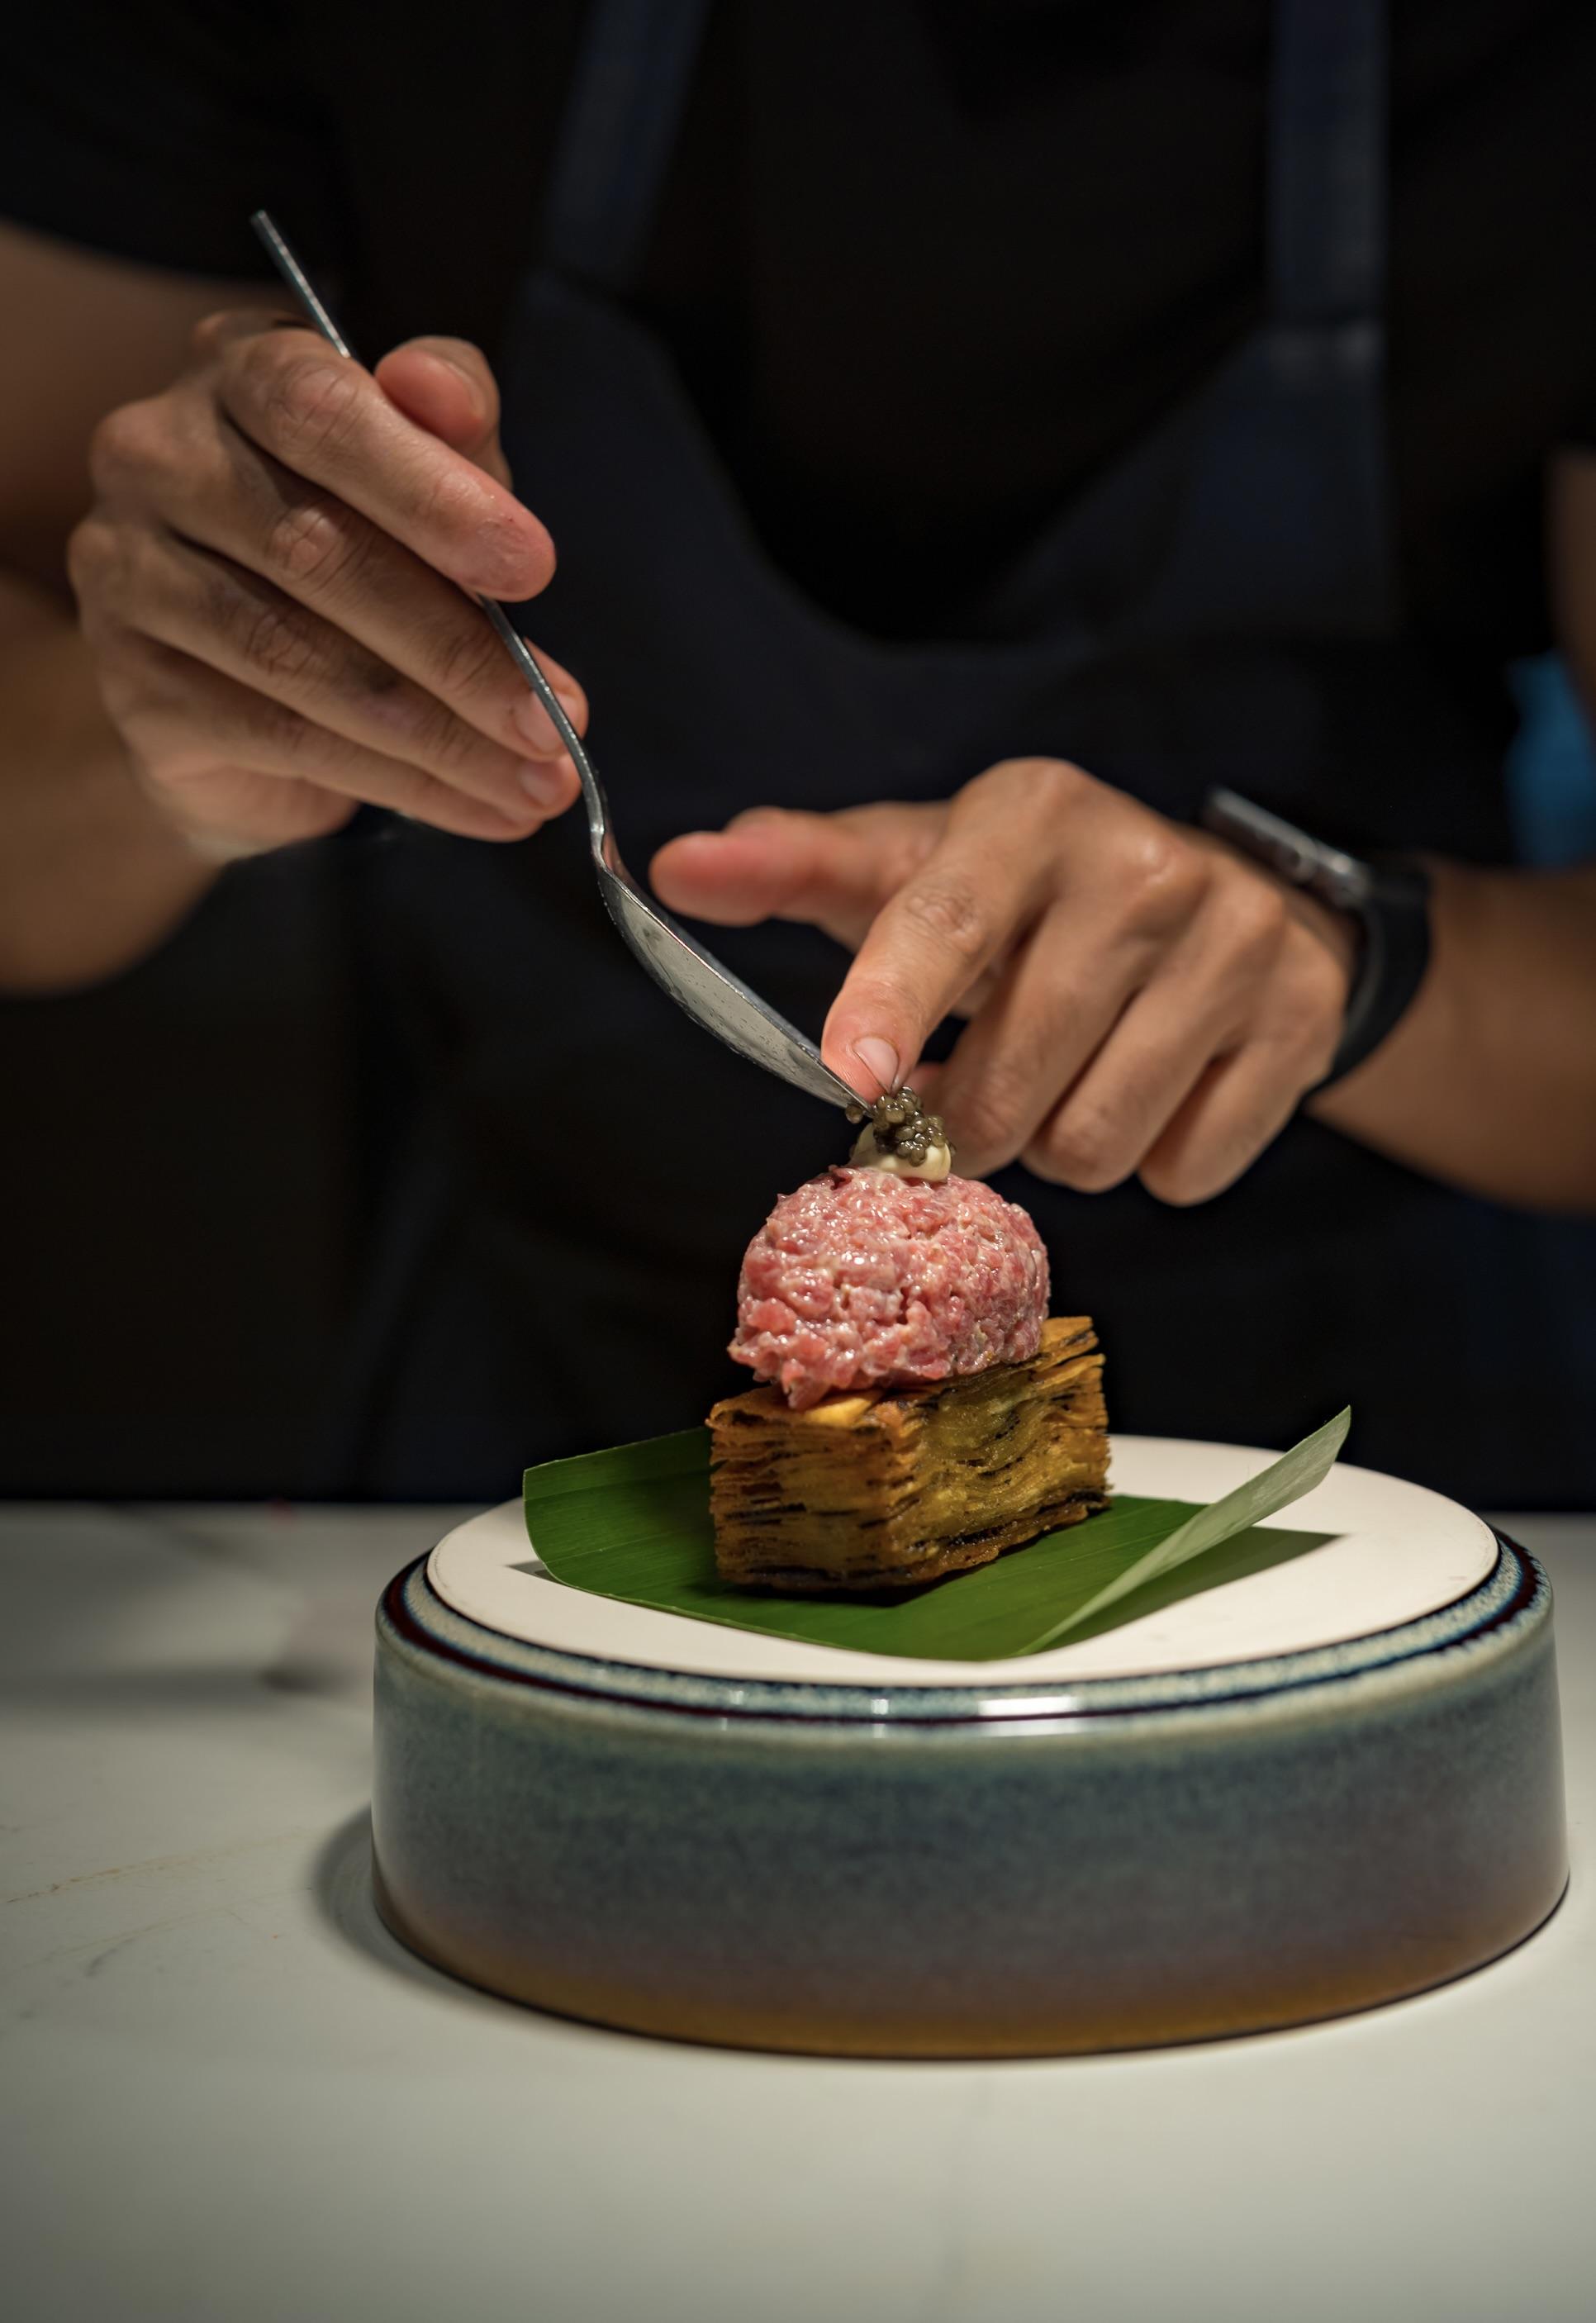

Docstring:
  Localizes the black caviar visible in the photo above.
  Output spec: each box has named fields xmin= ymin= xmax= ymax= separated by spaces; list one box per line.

xmin=843 ymin=1085 xmax=952 ymax=1170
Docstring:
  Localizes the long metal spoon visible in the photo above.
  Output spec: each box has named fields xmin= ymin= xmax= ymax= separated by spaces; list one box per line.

xmin=250 ymin=210 xmax=860 ymax=1113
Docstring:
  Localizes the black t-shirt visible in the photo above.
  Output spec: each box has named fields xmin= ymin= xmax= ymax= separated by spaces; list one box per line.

xmin=4 ymin=0 xmax=1595 ymax=648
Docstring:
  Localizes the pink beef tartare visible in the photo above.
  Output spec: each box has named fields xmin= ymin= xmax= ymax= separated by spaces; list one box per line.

xmin=729 ymin=1166 xmax=1049 ymax=1410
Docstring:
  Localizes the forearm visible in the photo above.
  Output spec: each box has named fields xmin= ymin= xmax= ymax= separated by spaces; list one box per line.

xmin=1310 ymin=859 xmax=1596 ymax=1212
xmin=0 ymin=568 xmax=216 ymax=991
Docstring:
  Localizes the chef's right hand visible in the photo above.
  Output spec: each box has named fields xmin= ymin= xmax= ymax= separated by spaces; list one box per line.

xmin=68 ymin=313 xmax=587 ymax=857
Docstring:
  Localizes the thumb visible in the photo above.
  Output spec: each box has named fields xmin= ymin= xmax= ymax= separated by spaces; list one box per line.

xmin=373 ymin=336 xmax=513 ymax=487
xmin=651 ymin=803 xmax=948 ymax=1103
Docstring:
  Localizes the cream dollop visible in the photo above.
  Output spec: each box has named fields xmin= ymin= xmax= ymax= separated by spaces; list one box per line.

xmin=849 ymin=1124 xmax=952 ymax=1183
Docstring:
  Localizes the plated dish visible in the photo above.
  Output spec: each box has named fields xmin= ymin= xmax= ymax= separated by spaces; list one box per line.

xmin=373 ymin=1089 xmax=1565 ymax=2055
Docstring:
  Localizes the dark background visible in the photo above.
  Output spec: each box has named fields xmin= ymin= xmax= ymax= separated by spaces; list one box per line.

xmin=1 ymin=847 xmax=358 ymax=1495
xmin=3 ymin=666 xmax=1593 ymax=1502
xmin=4 ymin=0 xmax=1596 ymax=1501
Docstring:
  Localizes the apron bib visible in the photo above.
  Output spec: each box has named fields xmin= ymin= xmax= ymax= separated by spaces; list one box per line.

xmin=330 ymin=0 xmax=1596 ymax=1504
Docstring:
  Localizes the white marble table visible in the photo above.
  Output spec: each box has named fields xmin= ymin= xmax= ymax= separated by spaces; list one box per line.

xmin=3 ymin=1504 xmax=1592 ymax=2323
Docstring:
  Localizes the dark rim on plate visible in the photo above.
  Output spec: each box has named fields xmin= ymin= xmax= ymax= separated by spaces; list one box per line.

xmin=380 ymin=1534 xmax=1544 ymax=1728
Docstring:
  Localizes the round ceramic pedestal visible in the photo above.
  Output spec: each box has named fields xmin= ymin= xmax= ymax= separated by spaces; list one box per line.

xmin=372 ymin=1438 xmax=1566 ymax=2057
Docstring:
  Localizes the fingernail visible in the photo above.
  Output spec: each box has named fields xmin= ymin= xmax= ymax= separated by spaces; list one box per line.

xmin=852 ymin=1037 xmax=900 ymax=1095
xmin=518 ymin=761 xmax=567 ymax=808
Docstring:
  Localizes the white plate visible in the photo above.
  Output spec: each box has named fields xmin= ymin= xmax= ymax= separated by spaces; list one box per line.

xmin=427 ymin=1434 xmax=1497 ymax=1687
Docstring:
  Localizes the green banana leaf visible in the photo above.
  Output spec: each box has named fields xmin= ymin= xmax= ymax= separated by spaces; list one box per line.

xmin=522 ymin=1407 xmax=1349 ymax=1664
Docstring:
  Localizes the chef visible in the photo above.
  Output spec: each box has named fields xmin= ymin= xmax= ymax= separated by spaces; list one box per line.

xmin=2 ymin=0 xmax=1594 ymax=1498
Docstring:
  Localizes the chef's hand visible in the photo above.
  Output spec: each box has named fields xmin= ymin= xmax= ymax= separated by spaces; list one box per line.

xmin=652 ymin=760 xmax=1358 ymax=1204
xmin=68 ymin=315 xmax=585 ymax=857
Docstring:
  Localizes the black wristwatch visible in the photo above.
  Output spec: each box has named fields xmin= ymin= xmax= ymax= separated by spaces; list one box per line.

xmin=1200 ymin=787 xmax=1432 ymax=1090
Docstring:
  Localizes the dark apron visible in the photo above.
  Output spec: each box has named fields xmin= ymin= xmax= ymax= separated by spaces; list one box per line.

xmin=333 ymin=0 xmax=1596 ymax=1505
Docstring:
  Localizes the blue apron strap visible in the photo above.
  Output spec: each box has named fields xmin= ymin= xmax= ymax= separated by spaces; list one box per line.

xmin=540 ymin=0 xmax=715 ymax=291
xmin=1267 ymin=0 xmax=1387 ymax=325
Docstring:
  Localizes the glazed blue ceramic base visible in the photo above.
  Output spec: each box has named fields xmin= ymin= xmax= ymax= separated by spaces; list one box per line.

xmin=371 ymin=1537 xmax=1565 ymax=2057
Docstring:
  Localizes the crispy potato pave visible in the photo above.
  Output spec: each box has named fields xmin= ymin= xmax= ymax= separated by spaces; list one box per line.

xmin=708 ymin=1317 xmax=1109 ymax=1591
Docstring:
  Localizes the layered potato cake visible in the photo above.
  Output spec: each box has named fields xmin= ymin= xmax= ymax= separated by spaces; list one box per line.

xmin=710 ymin=1314 xmax=1108 ymax=1589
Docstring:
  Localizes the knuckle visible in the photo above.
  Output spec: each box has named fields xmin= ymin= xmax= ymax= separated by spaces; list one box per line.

xmin=900 ymin=872 xmax=989 ymax=967
xmin=1124 ymin=822 xmax=1199 ymax=904
xmin=257 ymin=349 xmax=366 ymax=460
xmin=1222 ymin=871 xmax=1290 ymax=957
xmin=429 ymin=614 xmax=508 ymax=702
xmin=1139 ymin=1152 xmax=1208 ymax=1207
xmin=1025 ymin=756 xmax=1092 ymax=815
xmin=951 ymin=1057 xmax=1044 ymax=1161
xmin=264 ymin=495 xmax=371 ymax=594
xmin=1131 ymin=827 xmax=1183 ymax=887
xmin=65 ymin=514 xmax=116 ymax=600
xmin=979 ymin=755 xmax=1086 ymax=806
xmin=190 ymin=309 xmax=237 ymax=359
xmin=1108 ymin=824 xmax=1209 ymax=933
xmin=240 ymin=592 xmax=325 ymax=691
xmin=415 ymin=461 xmax=486 ymax=552
xmin=88 ymin=400 xmax=160 ymax=495
xmin=960 ymin=755 xmax=1091 ymax=834
xmin=1031 ymin=1105 xmax=1131 ymax=1194
xmin=411 ymin=691 xmax=482 ymax=774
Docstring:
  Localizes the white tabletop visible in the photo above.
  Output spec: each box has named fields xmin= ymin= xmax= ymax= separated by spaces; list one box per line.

xmin=3 ymin=1501 xmax=1592 ymax=2323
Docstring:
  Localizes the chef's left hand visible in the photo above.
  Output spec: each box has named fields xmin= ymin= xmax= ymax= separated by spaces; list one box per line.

xmin=650 ymin=759 xmax=1358 ymax=1203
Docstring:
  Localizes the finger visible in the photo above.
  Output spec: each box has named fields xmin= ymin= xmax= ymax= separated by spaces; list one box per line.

xmin=650 ymin=804 xmax=942 ymax=949
xmin=1019 ymin=851 xmax=1336 ymax=1190
xmin=214 ymin=325 xmax=554 ymax=599
xmin=1135 ymin=929 xmax=1347 ymax=1203
xmin=1020 ymin=976 xmax=1235 ymax=1194
xmin=135 ymin=397 xmax=586 ymax=766
xmin=933 ymin=906 xmax=1153 ymax=1176
xmin=114 ymin=527 xmax=567 ymax=824
xmin=1136 ymin=1046 xmax=1311 ymax=1206
xmin=820 ymin=786 xmax=1058 ymax=1099
xmin=374 ymin=337 xmax=514 ymax=489
xmin=1016 ymin=876 xmax=1303 ymax=1190
xmin=124 ymin=634 xmax=542 ymax=842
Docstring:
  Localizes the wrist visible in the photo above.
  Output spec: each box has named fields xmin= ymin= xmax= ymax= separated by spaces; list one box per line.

xmin=0 ymin=625 xmax=219 ymax=990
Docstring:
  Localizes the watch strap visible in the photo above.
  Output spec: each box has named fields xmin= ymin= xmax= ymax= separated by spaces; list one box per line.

xmin=1318 ymin=858 xmax=1432 ymax=1087
xmin=1199 ymin=788 xmax=1431 ymax=1088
